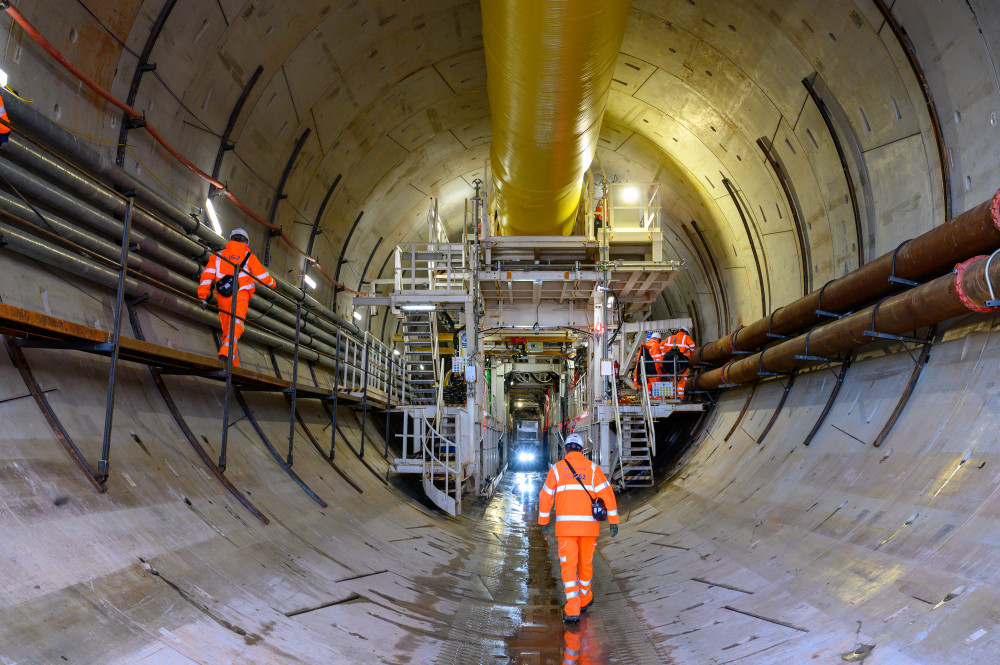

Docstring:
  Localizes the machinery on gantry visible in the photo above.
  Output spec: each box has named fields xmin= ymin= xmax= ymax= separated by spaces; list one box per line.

xmin=355 ymin=178 xmax=701 ymax=514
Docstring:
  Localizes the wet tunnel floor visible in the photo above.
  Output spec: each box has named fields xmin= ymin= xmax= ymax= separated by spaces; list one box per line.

xmin=449 ymin=471 xmax=664 ymax=665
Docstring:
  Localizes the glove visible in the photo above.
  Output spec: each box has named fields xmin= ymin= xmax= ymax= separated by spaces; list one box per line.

xmin=198 ymin=299 xmax=207 ymax=310
xmin=541 ymin=523 xmax=552 ymax=537
xmin=610 ymin=524 xmax=619 ymax=538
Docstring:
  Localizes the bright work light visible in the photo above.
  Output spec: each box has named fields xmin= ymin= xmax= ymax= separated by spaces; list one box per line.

xmin=204 ymin=198 xmax=222 ymax=235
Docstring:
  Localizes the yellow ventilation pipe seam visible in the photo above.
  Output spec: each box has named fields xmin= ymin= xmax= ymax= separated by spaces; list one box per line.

xmin=482 ymin=0 xmax=631 ymax=236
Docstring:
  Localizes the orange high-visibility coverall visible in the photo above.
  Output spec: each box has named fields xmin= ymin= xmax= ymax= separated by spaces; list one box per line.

xmin=197 ymin=240 xmax=275 ymax=367
xmin=661 ymin=331 xmax=695 ymax=399
xmin=538 ymin=451 xmax=619 ymax=618
xmin=0 ymin=98 xmax=11 ymax=149
xmin=633 ymin=337 xmax=663 ymax=394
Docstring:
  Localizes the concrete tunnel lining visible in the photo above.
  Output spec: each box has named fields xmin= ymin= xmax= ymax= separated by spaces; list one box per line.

xmin=1 ymin=0 xmax=1000 ymax=662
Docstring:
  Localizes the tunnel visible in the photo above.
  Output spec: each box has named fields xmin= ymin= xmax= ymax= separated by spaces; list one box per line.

xmin=1 ymin=0 xmax=999 ymax=663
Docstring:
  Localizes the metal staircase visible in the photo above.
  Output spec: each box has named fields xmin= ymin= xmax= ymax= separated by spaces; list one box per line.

xmin=421 ymin=409 xmax=462 ymax=516
xmin=401 ymin=312 xmax=438 ymax=405
xmin=617 ymin=408 xmax=653 ymax=488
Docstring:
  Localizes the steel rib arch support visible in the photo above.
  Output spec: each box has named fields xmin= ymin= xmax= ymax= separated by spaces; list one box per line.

xmin=115 ymin=0 xmax=179 ymax=167
xmin=802 ymin=74 xmax=866 ymax=269
xmin=263 ymin=128 xmax=311 ymax=266
xmin=211 ymin=65 xmax=264 ymax=186
xmin=125 ymin=300 xmax=269 ymax=523
xmin=3 ymin=336 xmax=107 ymax=492
xmin=231 ymin=387 xmax=327 ymax=508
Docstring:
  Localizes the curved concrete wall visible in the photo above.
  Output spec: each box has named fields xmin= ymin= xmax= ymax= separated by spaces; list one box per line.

xmin=0 ymin=0 xmax=998 ymax=662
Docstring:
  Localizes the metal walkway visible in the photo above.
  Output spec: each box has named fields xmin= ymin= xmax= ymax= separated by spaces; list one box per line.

xmin=0 ymin=302 xmax=382 ymax=404
xmin=438 ymin=472 xmax=665 ymax=664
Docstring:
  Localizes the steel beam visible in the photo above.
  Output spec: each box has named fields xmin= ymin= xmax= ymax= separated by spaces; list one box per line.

xmin=115 ymin=0 xmax=179 ymax=167
xmin=211 ymin=65 xmax=263 ymax=184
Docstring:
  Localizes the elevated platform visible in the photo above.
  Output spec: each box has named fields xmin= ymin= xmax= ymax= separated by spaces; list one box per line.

xmin=0 ymin=302 xmax=381 ymax=406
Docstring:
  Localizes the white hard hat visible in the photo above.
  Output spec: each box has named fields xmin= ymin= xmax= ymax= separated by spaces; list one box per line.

xmin=564 ymin=433 xmax=584 ymax=451
xmin=651 ymin=331 xmax=662 ymax=340
xmin=230 ymin=228 xmax=249 ymax=241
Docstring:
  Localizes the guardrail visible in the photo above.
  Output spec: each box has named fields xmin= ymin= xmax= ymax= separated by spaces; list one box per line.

xmin=394 ymin=242 xmax=469 ymax=292
xmin=420 ymin=410 xmax=461 ymax=515
xmin=479 ymin=424 xmax=504 ymax=495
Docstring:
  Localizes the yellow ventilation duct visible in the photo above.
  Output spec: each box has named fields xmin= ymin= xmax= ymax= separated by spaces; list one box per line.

xmin=482 ymin=0 xmax=631 ymax=236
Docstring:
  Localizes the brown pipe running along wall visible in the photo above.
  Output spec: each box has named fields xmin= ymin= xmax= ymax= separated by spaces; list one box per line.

xmin=691 ymin=190 xmax=1000 ymax=366
xmin=688 ymin=251 xmax=1000 ymax=391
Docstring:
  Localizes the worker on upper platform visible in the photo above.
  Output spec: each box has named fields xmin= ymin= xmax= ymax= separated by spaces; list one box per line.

xmin=660 ymin=327 xmax=695 ymax=399
xmin=633 ymin=331 xmax=663 ymax=395
xmin=197 ymin=228 xmax=275 ymax=367
xmin=538 ymin=433 xmax=619 ymax=624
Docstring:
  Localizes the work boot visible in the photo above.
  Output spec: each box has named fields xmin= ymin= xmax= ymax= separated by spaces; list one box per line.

xmin=580 ymin=597 xmax=593 ymax=613
xmin=563 ymin=613 xmax=580 ymax=624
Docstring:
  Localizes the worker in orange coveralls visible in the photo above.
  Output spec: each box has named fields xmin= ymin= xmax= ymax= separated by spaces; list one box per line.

xmin=197 ymin=228 xmax=275 ymax=367
xmin=633 ymin=331 xmax=663 ymax=394
xmin=660 ymin=326 xmax=695 ymax=399
xmin=538 ymin=433 xmax=620 ymax=623
xmin=0 ymin=93 xmax=11 ymax=150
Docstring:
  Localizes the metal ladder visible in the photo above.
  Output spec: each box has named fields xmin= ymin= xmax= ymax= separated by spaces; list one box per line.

xmin=401 ymin=312 xmax=437 ymax=405
xmin=618 ymin=409 xmax=653 ymax=488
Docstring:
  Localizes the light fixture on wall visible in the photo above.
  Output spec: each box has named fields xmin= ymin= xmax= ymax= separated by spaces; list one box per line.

xmin=204 ymin=198 xmax=222 ymax=235
xmin=303 ymin=274 xmax=317 ymax=289
xmin=400 ymin=304 xmax=436 ymax=311
xmin=0 ymin=67 xmax=9 ymax=88
xmin=353 ymin=310 xmax=363 ymax=320
xmin=620 ymin=186 xmax=639 ymax=204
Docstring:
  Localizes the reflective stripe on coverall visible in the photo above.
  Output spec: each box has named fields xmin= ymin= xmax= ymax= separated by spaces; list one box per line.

xmin=198 ymin=240 xmax=276 ymax=367
xmin=0 ymin=101 xmax=10 ymax=147
xmin=633 ymin=337 xmax=663 ymax=393
xmin=661 ymin=332 xmax=695 ymax=399
xmin=538 ymin=451 xmax=620 ymax=617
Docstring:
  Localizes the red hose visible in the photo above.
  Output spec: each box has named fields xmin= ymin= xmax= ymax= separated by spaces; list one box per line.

xmin=4 ymin=5 xmax=362 ymax=295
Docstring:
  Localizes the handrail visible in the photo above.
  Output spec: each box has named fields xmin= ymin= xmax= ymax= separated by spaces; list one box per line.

xmin=611 ymin=369 xmax=625 ymax=483
xmin=435 ymin=350 xmax=446 ymax=423
xmin=639 ymin=361 xmax=656 ymax=457
xmin=420 ymin=411 xmax=461 ymax=504
xmin=394 ymin=242 xmax=471 ymax=292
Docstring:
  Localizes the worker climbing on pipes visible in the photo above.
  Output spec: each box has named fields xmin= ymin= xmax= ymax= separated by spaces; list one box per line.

xmin=633 ymin=331 xmax=662 ymax=395
xmin=660 ymin=326 xmax=695 ymax=399
xmin=197 ymin=228 xmax=275 ymax=367
xmin=538 ymin=433 xmax=620 ymax=624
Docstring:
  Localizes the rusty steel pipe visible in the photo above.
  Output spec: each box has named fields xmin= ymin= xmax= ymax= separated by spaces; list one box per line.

xmin=692 ymin=190 xmax=1000 ymax=366
xmin=689 ymin=252 xmax=1000 ymax=392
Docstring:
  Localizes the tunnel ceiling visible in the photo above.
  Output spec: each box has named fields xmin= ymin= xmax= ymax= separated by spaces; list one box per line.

xmin=32 ymin=0 xmax=986 ymax=336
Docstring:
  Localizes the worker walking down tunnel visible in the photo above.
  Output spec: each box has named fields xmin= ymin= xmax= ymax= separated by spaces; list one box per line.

xmin=197 ymin=228 xmax=276 ymax=367
xmin=538 ymin=433 xmax=620 ymax=623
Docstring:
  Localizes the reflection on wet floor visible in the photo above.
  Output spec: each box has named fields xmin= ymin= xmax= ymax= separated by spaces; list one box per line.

xmin=464 ymin=471 xmax=664 ymax=665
